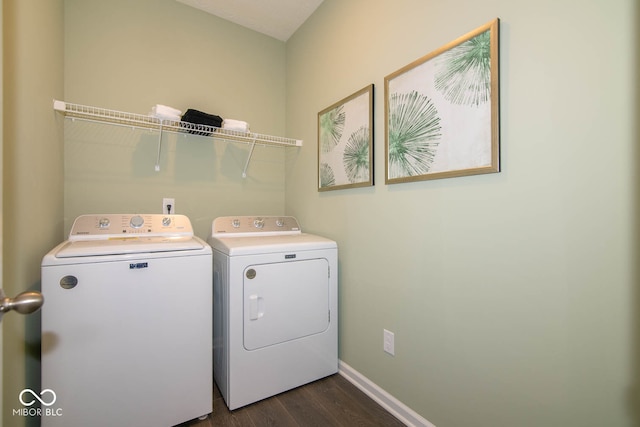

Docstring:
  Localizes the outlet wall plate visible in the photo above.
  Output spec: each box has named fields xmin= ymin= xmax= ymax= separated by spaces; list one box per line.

xmin=162 ymin=198 xmax=175 ymax=215
xmin=383 ymin=329 xmax=395 ymax=356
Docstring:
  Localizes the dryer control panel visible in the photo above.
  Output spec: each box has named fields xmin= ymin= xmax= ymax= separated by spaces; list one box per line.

xmin=69 ymin=214 xmax=194 ymax=240
xmin=212 ymin=216 xmax=301 ymax=237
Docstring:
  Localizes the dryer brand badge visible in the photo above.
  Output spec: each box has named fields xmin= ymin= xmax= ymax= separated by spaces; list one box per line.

xmin=129 ymin=262 xmax=148 ymax=269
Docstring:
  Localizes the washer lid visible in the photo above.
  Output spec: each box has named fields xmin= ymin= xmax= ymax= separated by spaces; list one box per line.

xmin=51 ymin=213 xmax=204 ymax=257
xmin=68 ymin=214 xmax=194 ymax=241
xmin=54 ymin=236 xmax=206 ymax=258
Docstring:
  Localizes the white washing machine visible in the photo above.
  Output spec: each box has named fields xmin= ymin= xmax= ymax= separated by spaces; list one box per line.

xmin=41 ymin=214 xmax=212 ymax=427
xmin=208 ymin=216 xmax=338 ymax=410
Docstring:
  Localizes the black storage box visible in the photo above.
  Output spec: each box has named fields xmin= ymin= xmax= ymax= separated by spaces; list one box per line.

xmin=181 ymin=109 xmax=223 ymax=136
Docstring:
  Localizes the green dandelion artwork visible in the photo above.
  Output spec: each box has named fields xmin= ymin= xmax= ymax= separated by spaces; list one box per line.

xmin=319 ymin=105 xmax=345 ymax=154
xmin=343 ymin=126 xmax=370 ymax=183
xmin=434 ymin=30 xmax=491 ymax=107
xmin=388 ymin=91 xmax=442 ymax=178
xmin=319 ymin=163 xmax=336 ymax=188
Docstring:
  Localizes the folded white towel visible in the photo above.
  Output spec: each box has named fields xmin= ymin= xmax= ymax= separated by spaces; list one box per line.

xmin=150 ymin=111 xmax=182 ymax=121
xmin=222 ymin=119 xmax=250 ymax=133
xmin=150 ymin=104 xmax=182 ymax=121
xmin=153 ymin=104 xmax=182 ymax=116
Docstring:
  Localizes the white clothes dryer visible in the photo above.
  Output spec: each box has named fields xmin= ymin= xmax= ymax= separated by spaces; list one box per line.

xmin=41 ymin=214 xmax=212 ymax=427
xmin=208 ymin=216 xmax=338 ymax=410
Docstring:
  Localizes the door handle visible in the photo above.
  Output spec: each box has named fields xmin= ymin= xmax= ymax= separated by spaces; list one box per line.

xmin=248 ymin=294 xmax=264 ymax=320
xmin=0 ymin=289 xmax=44 ymax=322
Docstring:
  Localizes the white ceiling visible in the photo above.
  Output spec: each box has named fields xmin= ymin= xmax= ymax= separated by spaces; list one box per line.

xmin=176 ymin=0 xmax=324 ymax=42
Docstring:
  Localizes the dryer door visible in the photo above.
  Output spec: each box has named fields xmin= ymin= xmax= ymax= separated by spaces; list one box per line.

xmin=243 ymin=258 xmax=330 ymax=350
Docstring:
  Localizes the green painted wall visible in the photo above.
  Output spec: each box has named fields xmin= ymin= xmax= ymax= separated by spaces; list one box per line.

xmin=286 ymin=0 xmax=638 ymax=426
xmin=63 ymin=0 xmax=288 ymax=239
xmin=2 ymin=0 xmax=64 ymax=426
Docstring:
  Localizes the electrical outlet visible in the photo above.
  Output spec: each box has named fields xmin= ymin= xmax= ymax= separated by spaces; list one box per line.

xmin=162 ymin=198 xmax=175 ymax=215
xmin=383 ymin=329 xmax=395 ymax=356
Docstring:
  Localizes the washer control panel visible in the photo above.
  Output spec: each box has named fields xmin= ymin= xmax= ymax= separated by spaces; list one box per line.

xmin=69 ymin=214 xmax=194 ymax=240
xmin=212 ymin=216 xmax=300 ymax=236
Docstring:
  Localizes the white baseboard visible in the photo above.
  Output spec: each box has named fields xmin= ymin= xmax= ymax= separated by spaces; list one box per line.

xmin=338 ymin=360 xmax=436 ymax=427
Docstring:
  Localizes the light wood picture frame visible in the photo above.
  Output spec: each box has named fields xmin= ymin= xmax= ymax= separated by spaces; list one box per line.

xmin=384 ymin=19 xmax=500 ymax=184
xmin=318 ymin=84 xmax=374 ymax=191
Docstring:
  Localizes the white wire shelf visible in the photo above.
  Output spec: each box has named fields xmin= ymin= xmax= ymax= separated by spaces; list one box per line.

xmin=53 ymin=100 xmax=302 ymax=176
xmin=53 ymin=100 xmax=302 ymax=147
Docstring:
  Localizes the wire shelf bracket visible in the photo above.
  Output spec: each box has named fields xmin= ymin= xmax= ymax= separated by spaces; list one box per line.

xmin=53 ymin=99 xmax=303 ymax=176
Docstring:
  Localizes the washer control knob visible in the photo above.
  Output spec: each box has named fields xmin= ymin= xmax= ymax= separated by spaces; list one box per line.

xmin=276 ymin=218 xmax=284 ymax=227
xmin=130 ymin=215 xmax=145 ymax=229
xmin=162 ymin=217 xmax=172 ymax=227
xmin=253 ymin=218 xmax=265 ymax=229
xmin=98 ymin=217 xmax=110 ymax=229
xmin=232 ymin=219 xmax=241 ymax=228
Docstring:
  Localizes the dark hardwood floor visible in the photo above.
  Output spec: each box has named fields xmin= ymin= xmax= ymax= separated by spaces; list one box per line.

xmin=179 ymin=374 xmax=406 ymax=427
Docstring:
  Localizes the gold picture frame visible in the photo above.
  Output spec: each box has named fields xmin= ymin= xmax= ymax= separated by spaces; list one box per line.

xmin=318 ymin=84 xmax=374 ymax=191
xmin=384 ymin=19 xmax=500 ymax=184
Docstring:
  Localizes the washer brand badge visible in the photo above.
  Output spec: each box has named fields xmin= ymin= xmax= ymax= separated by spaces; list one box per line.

xmin=130 ymin=262 xmax=148 ymax=269
xmin=14 ymin=388 xmax=63 ymax=418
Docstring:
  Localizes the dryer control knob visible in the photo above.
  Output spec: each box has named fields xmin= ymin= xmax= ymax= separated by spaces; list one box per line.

xmin=276 ymin=218 xmax=284 ymax=227
xmin=232 ymin=219 xmax=241 ymax=228
xmin=162 ymin=217 xmax=172 ymax=227
xmin=253 ymin=218 xmax=265 ymax=229
xmin=130 ymin=215 xmax=145 ymax=229
xmin=98 ymin=217 xmax=111 ymax=229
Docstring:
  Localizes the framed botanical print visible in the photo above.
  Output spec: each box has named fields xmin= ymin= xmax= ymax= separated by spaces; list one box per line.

xmin=385 ymin=19 xmax=500 ymax=184
xmin=318 ymin=84 xmax=374 ymax=191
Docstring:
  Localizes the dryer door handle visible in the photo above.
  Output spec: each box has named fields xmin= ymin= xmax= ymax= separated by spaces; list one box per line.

xmin=248 ymin=294 xmax=264 ymax=320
